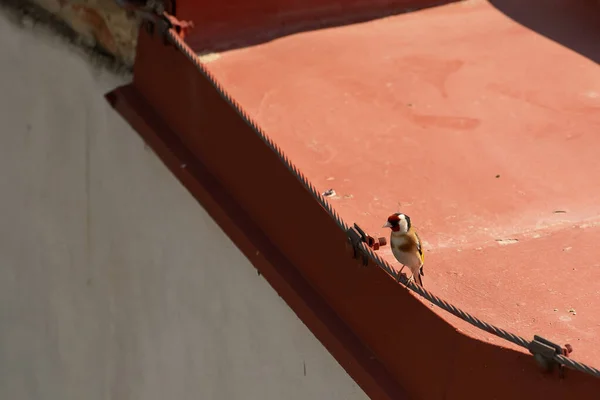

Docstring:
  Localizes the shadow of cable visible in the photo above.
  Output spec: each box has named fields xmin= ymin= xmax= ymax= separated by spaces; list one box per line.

xmin=488 ymin=0 xmax=600 ymax=64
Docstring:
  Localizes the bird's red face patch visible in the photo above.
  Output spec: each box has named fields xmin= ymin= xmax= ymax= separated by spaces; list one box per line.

xmin=384 ymin=212 xmax=411 ymax=233
xmin=387 ymin=214 xmax=401 ymax=224
xmin=385 ymin=213 xmax=402 ymax=232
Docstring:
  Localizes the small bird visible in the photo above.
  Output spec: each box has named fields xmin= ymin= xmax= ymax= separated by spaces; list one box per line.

xmin=382 ymin=212 xmax=425 ymax=286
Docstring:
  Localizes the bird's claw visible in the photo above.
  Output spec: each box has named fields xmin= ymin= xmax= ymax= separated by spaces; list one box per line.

xmin=396 ymin=265 xmax=414 ymax=288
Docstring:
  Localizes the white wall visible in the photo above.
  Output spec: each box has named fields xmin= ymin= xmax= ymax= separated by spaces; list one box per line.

xmin=0 ymin=12 xmax=368 ymax=400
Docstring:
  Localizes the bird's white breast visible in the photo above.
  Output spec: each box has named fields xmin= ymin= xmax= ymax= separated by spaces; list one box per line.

xmin=390 ymin=233 xmax=421 ymax=269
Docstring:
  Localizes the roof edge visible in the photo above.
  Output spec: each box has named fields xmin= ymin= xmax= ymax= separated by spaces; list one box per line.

xmin=105 ymin=26 xmax=600 ymax=399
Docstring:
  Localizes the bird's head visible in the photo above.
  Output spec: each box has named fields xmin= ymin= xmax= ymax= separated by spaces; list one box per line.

xmin=382 ymin=212 xmax=411 ymax=233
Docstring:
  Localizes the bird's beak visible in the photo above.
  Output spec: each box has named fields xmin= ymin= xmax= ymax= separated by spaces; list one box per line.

xmin=382 ymin=221 xmax=392 ymax=229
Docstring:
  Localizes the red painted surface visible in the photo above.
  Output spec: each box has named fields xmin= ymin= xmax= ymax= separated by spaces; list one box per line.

xmin=177 ymin=0 xmax=456 ymax=51
xmin=203 ymin=0 xmax=600 ymax=366
xmin=106 ymin=0 xmax=600 ymax=398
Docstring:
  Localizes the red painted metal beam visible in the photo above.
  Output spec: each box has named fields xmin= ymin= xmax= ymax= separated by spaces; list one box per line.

xmin=105 ymin=24 xmax=600 ymax=399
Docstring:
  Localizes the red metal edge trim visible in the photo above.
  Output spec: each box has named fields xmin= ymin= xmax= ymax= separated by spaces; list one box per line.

xmin=105 ymin=85 xmax=410 ymax=400
xmin=105 ymin=27 xmax=600 ymax=399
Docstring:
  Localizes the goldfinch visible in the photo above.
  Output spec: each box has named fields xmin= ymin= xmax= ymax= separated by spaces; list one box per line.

xmin=382 ymin=213 xmax=425 ymax=286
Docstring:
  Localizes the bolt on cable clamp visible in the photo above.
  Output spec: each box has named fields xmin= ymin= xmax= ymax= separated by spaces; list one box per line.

xmin=116 ymin=0 xmax=194 ymax=41
xmin=346 ymin=223 xmax=387 ymax=267
xmin=528 ymin=335 xmax=573 ymax=378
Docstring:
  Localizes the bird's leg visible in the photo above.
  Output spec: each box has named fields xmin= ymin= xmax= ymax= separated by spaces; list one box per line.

xmin=396 ymin=265 xmax=406 ymax=283
xmin=406 ymin=274 xmax=415 ymax=286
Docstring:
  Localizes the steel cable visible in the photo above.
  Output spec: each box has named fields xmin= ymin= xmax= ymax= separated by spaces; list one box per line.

xmin=162 ymin=27 xmax=600 ymax=380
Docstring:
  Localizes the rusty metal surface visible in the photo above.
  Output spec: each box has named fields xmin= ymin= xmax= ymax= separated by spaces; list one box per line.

xmin=105 ymin=9 xmax=600 ymax=400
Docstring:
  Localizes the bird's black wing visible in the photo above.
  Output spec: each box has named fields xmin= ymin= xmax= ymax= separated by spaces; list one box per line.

xmin=414 ymin=230 xmax=425 ymax=276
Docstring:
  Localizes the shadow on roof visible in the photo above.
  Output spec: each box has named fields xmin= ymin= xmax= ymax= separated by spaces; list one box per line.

xmin=488 ymin=0 xmax=600 ymax=64
xmin=185 ymin=0 xmax=459 ymax=54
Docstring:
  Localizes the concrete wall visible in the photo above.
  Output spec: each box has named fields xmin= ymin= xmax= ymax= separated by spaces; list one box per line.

xmin=0 ymin=12 xmax=368 ymax=400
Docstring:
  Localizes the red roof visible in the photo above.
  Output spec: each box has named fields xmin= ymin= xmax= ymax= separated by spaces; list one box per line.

xmin=108 ymin=0 xmax=600 ymax=398
xmin=205 ymin=0 xmax=600 ymax=363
